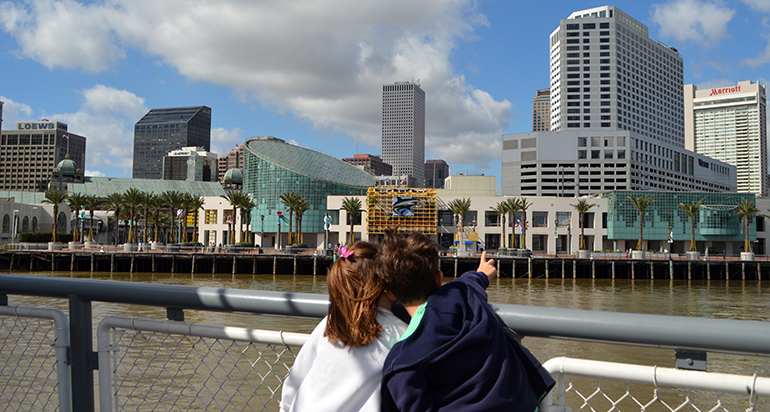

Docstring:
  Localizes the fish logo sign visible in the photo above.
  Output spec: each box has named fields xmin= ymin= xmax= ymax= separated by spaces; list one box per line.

xmin=392 ymin=197 xmax=419 ymax=216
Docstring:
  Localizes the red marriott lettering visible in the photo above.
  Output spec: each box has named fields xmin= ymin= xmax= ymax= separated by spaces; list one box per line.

xmin=709 ymin=85 xmax=741 ymax=96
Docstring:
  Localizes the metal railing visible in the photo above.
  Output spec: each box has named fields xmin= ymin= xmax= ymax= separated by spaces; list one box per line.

xmin=1 ymin=274 xmax=769 ymax=411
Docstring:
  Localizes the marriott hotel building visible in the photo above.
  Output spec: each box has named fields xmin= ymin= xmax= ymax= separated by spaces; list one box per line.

xmin=502 ymin=6 xmax=736 ymax=196
xmin=685 ymin=81 xmax=768 ymax=196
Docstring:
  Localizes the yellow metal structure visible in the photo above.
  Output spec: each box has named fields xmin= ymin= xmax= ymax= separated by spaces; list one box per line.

xmin=367 ymin=187 xmax=437 ymax=234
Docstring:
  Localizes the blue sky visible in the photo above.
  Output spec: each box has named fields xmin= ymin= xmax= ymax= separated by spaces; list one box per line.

xmin=1 ymin=0 xmax=768 ymax=183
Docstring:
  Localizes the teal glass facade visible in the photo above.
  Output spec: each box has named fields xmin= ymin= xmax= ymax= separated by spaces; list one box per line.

xmin=243 ymin=138 xmax=375 ymax=236
xmin=606 ymin=191 xmax=756 ymax=242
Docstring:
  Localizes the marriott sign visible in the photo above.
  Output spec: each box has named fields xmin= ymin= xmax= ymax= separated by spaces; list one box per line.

xmin=709 ymin=85 xmax=741 ymax=96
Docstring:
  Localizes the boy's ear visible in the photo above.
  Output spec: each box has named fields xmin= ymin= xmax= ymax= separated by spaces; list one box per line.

xmin=384 ymin=289 xmax=398 ymax=302
xmin=435 ymin=270 xmax=443 ymax=288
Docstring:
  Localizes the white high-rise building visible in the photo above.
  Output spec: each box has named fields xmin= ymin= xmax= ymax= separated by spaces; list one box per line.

xmin=684 ymin=81 xmax=768 ymax=195
xmin=549 ymin=5 xmax=685 ymax=147
xmin=502 ymin=5 xmax=735 ymax=197
xmin=382 ymin=82 xmax=425 ymax=187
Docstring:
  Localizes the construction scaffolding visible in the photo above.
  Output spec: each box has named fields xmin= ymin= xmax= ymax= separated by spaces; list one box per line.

xmin=366 ymin=187 xmax=437 ymax=234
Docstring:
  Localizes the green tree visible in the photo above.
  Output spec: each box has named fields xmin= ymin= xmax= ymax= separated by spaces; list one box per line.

xmin=42 ymin=189 xmax=68 ymax=242
xmin=341 ymin=197 xmax=362 ymax=245
xmin=627 ymin=195 xmax=656 ymax=251
xmin=447 ymin=198 xmax=472 ymax=242
xmin=66 ymin=192 xmax=87 ymax=242
xmin=677 ymin=198 xmax=705 ymax=252
xmin=221 ymin=190 xmax=248 ymax=244
xmin=83 ymin=195 xmax=100 ymax=242
xmin=187 ymin=194 xmax=206 ymax=244
xmin=570 ymin=198 xmax=597 ymax=251
xmin=735 ymin=199 xmax=760 ymax=253
xmin=150 ymin=194 xmax=164 ymax=243
xmin=139 ymin=193 xmax=158 ymax=244
xmin=293 ymin=196 xmax=311 ymax=245
xmin=505 ymin=197 xmax=521 ymax=248
xmin=103 ymin=192 xmax=124 ymax=245
xmin=162 ymin=190 xmax=185 ymax=244
xmin=280 ymin=192 xmax=301 ymax=244
xmin=518 ymin=197 xmax=532 ymax=250
xmin=491 ymin=201 xmax=509 ymax=249
xmin=122 ymin=188 xmax=144 ymax=244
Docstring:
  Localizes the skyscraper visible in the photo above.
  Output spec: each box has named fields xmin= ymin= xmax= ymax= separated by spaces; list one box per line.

xmin=684 ymin=81 xmax=768 ymax=195
xmin=382 ymin=82 xmax=425 ymax=187
xmin=133 ymin=106 xmax=211 ymax=179
xmin=532 ymin=89 xmax=551 ymax=131
xmin=424 ymin=159 xmax=449 ymax=189
xmin=0 ymin=121 xmax=86 ymax=191
xmin=501 ymin=6 xmax=735 ymax=197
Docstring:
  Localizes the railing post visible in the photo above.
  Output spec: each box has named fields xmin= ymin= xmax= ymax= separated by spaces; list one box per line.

xmin=69 ymin=294 xmax=95 ymax=412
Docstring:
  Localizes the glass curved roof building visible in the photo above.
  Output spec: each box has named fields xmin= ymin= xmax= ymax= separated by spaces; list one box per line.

xmin=244 ymin=137 xmax=376 ymax=236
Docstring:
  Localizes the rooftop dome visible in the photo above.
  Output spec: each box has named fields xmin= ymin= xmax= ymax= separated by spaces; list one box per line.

xmin=222 ymin=167 xmax=243 ymax=185
xmin=56 ymin=155 xmax=79 ymax=177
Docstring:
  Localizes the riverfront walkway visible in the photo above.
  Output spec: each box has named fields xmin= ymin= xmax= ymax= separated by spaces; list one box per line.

xmin=1 ymin=246 xmax=768 ymax=280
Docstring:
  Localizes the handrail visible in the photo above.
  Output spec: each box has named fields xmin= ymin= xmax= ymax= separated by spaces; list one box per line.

xmin=1 ymin=274 xmax=769 ymax=356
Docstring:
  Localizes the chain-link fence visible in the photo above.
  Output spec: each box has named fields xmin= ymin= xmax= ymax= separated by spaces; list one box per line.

xmin=541 ymin=357 xmax=769 ymax=412
xmin=97 ymin=316 xmax=309 ymax=412
xmin=0 ymin=306 xmax=71 ymax=412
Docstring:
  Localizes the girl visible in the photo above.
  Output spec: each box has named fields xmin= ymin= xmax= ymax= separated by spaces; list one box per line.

xmin=280 ymin=242 xmax=407 ymax=412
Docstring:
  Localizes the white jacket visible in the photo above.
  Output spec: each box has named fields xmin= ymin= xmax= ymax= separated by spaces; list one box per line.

xmin=280 ymin=308 xmax=407 ymax=412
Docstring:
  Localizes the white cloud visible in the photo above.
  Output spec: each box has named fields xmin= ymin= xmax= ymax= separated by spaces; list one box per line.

xmin=741 ymin=0 xmax=770 ymax=13
xmin=695 ymin=78 xmax=737 ymax=89
xmin=84 ymin=170 xmax=106 ymax=177
xmin=0 ymin=0 xmax=510 ymax=169
xmin=0 ymin=96 xmax=34 ymax=126
xmin=51 ymin=85 xmax=147 ymax=175
xmin=652 ymin=0 xmax=735 ymax=46
xmin=210 ymin=127 xmax=244 ymax=158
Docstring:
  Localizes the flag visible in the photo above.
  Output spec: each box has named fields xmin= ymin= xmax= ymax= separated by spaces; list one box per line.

xmin=62 ymin=134 xmax=69 ymax=140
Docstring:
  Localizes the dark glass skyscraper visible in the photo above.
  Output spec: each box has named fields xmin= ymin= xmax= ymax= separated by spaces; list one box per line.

xmin=132 ymin=106 xmax=212 ymax=179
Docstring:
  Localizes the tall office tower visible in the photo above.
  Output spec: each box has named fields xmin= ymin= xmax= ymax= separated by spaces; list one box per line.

xmin=684 ymin=81 xmax=768 ymax=195
xmin=0 ymin=121 xmax=87 ymax=191
xmin=382 ymin=81 xmax=425 ymax=187
xmin=502 ymin=6 xmax=735 ymax=197
xmin=532 ymin=89 xmax=551 ymax=131
xmin=217 ymin=144 xmax=245 ymax=181
xmin=549 ymin=6 xmax=684 ymax=147
xmin=424 ymin=159 xmax=449 ymax=188
xmin=133 ymin=106 xmax=211 ymax=179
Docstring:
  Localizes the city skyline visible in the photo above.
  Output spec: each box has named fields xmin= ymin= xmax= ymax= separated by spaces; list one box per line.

xmin=0 ymin=0 xmax=768 ymax=183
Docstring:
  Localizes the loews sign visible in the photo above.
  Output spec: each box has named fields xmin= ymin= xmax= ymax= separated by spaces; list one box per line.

xmin=709 ymin=85 xmax=741 ymax=96
xmin=16 ymin=121 xmax=61 ymax=131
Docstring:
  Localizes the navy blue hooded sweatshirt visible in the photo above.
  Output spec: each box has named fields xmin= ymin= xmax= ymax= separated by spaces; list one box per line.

xmin=381 ymin=271 xmax=555 ymax=412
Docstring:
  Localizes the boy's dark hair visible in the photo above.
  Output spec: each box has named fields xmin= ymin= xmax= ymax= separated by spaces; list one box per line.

xmin=376 ymin=230 xmax=440 ymax=304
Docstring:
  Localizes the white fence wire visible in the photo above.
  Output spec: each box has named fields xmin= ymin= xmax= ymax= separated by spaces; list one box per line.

xmin=97 ymin=316 xmax=309 ymax=412
xmin=540 ymin=357 xmax=770 ymax=412
xmin=0 ymin=305 xmax=71 ymax=412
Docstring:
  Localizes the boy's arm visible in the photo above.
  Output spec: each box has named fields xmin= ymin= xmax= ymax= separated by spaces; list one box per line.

xmin=382 ymin=369 xmax=433 ymax=412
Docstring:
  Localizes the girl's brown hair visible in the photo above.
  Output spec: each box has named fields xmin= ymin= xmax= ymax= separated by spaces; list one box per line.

xmin=325 ymin=241 xmax=383 ymax=347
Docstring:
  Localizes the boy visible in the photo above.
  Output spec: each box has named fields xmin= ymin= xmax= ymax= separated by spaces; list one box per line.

xmin=376 ymin=231 xmax=554 ymax=412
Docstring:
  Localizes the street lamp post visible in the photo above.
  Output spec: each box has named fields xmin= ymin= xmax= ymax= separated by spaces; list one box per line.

xmin=324 ymin=213 xmax=331 ymax=253
xmin=12 ymin=210 xmax=19 ymax=244
xmin=277 ymin=211 xmax=283 ymax=250
xmin=554 ymin=219 xmax=559 ymax=257
xmin=260 ymin=215 xmax=265 ymax=247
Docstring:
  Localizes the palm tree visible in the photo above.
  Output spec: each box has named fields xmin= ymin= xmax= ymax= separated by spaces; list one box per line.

xmin=341 ymin=197 xmax=362 ymax=245
xmin=180 ymin=192 xmax=194 ymax=243
xmin=150 ymin=194 xmax=164 ymax=243
xmin=735 ymin=199 xmax=760 ymax=253
xmin=280 ymin=192 xmax=300 ymax=244
xmin=570 ymin=198 xmax=597 ymax=251
xmin=221 ymin=190 xmax=247 ymax=244
xmin=66 ymin=192 xmax=87 ymax=242
xmin=293 ymin=196 xmax=311 ymax=245
xmin=627 ymin=195 xmax=656 ymax=251
xmin=518 ymin=197 xmax=533 ymax=250
xmin=447 ymin=197 xmax=471 ymax=235
xmin=42 ymin=189 xmax=68 ymax=242
xmin=162 ymin=190 xmax=185 ymax=244
xmin=491 ymin=201 xmax=509 ymax=249
xmin=139 ymin=193 xmax=157 ymax=244
xmin=187 ymin=194 xmax=206 ymax=244
xmin=505 ymin=197 xmax=521 ymax=248
xmin=677 ymin=198 xmax=705 ymax=252
xmin=83 ymin=195 xmax=100 ymax=242
xmin=103 ymin=192 xmax=124 ymax=245
xmin=122 ymin=188 xmax=144 ymax=244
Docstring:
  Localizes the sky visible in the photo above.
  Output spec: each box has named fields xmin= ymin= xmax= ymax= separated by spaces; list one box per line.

xmin=0 ymin=0 xmax=768 ymax=184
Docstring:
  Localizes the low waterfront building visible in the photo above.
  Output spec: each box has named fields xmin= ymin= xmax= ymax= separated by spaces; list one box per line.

xmin=342 ymin=153 xmax=393 ymax=176
xmin=0 ymin=195 xmax=65 ymax=243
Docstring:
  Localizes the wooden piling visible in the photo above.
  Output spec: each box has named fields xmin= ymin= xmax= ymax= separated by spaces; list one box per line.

xmin=572 ymin=260 xmax=576 ymax=278
xmin=562 ymin=259 xmax=565 ymax=279
xmin=110 ymin=253 xmax=114 ymax=272
xmin=70 ymin=254 xmax=75 ymax=271
xmin=212 ymin=255 xmax=216 ymax=274
xmin=152 ymin=254 xmax=156 ymax=272
xmin=545 ymin=260 xmax=549 ymax=279
xmin=130 ymin=255 xmax=135 ymax=273
xmin=512 ymin=259 xmax=516 ymax=278
xmin=631 ymin=261 xmax=635 ymax=280
xmin=591 ymin=260 xmax=595 ymax=279
xmin=741 ymin=262 xmax=745 ymax=281
xmin=232 ymin=256 xmax=237 ymax=275
xmin=612 ymin=261 xmax=615 ymax=279
xmin=688 ymin=261 xmax=692 ymax=280
xmin=253 ymin=256 xmax=257 ymax=274
xmin=171 ymin=255 xmax=175 ymax=273
xmin=191 ymin=255 xmax=196 ymax=274
xmin=273 ymin=256 xmax=277 ymax=275
xmin=707 ymin=262 xmax=711 ymax=280
xmin=9 ymin=253 xmax=14 ymax=271
xmin=91 ymin=254 xmax=94 ymax=272
xmin=313 ymin=255 xmax=317 ymax=276
xmin=51 ymin=253 xmax=54 ymax=271
xmin=528 ymin=258 xmax=532 ymax=279
xmin=293 ymin=256 xmax=297 ymax=275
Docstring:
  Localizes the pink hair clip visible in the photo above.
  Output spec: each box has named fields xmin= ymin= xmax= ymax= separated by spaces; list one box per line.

xmin=337 ymin=246 xmax=354 ymax=259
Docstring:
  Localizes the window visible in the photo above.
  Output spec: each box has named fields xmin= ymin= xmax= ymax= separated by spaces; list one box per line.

xmin=533 ymin=212 xmax=548 ymax=228
xmin=556 ymin=212 xmax=571 ymax=226
xmin=583 ymin=23 xmax=596 ymax=29
xmin=2 ymin=214 xmax=8 ymax=233
xmin=591 ymin=150 xmax=601 ymax=159
xmin=205 ymin=210 xmax=218 ymax=224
